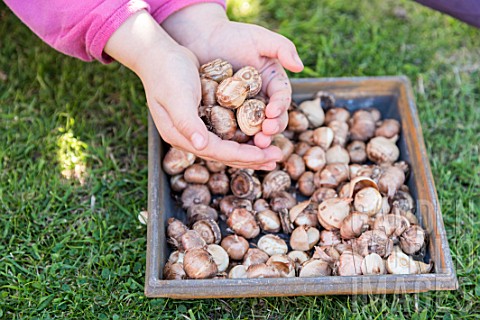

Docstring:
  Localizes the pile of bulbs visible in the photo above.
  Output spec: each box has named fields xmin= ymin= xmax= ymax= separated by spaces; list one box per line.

xmin=197 ymin=59 xmax=266 ymax=140
xmin=161 ymin=76 xmax=433 ymax=280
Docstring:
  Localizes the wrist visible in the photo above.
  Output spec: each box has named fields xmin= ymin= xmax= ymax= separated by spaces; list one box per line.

xmin=104 ymin=10 xmax=179 ymax=76
xmin=161 ymin=3 xmax=228 ymax=62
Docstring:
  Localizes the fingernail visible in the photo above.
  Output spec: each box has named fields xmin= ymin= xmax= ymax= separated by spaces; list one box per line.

xmin=293 ymin=53 xmax=304 ymax=68
xmin=191 ymin=132 xmax=206 ymax=150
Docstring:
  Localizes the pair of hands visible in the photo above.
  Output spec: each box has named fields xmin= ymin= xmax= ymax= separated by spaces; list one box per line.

xmin=105 ymin=4 xmax=303 ymax=170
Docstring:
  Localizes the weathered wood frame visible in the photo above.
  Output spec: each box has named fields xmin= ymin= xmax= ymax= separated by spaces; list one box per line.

xmin=145 ymin=76 xmax=458 ymax=298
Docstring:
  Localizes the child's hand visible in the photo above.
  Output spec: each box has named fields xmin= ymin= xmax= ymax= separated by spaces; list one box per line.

xmin=162 ymin=4 xmax=304 ymax=148
xmin=105 ymin=11 xmax=281 ymax=170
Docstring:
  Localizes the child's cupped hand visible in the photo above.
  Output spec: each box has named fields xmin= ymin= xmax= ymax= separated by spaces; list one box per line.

xmin=105 ymin=11 xmax=282 ymax=170
xmin=162 ymin=4 xmax=304 ymax=148
xmin=141 ymin=44 xmax=282 ymax=170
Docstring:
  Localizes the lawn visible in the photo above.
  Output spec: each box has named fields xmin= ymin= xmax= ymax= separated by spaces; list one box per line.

xmin=1 ymin=0 xmax=479 ymax=318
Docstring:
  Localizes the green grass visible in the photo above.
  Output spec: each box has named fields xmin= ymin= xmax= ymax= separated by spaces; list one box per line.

xmin=1 ymin=0 xmax=479 ymax=318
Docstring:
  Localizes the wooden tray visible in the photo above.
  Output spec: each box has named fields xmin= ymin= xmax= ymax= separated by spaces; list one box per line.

xmin=144 ymin=76 xmax=458 ymax=298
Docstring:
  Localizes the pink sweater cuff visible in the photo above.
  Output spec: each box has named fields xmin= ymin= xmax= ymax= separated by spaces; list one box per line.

xmin=150 ymin=0 xmax=226 ymax=23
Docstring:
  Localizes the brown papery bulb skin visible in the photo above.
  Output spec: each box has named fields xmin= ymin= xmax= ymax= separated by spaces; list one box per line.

xmin=180 ymin=230 xmax=207 ymax=252
xmin=338 ymin=182 xmax=351 ymax=199
xmin=298 ymin=130 xmax=314 ymax=144
xmin=367 ymin=136 xmax=400 ymax=164
xmin=163 ymin=262 xmax=186 ymax=280
xmin=325 ymin=107 xmax=351 ymax=124
xmin=230 ymin=170 xmax=262 ymax=200
xmin=392 ymin=186 xmax=415 ymax=213
xmin=216 ymin=77 xmax=249 ymax=109
xmin=361 ymin=253 xmax=386 ymax=275
xmin=303 ymin=146 xmax=326 ymax=172
xmin=288 ymin=110 xmax=310 ymax=132
xmin=385 ymin=247 xmax=418 ymax=274
xmin=170 ymin=174 xmax=188 ymax=193
xmin=328 ymin=120 xmax=349 ymax=147
xmin=206 ymin=244 xmax=230 ymax=272
xmin=230 ymin=128 xmax=251 ymax=143
xmin=353 ymin=230 xmax=393 ymax=257
xmin=257 ymin=234 xmax=288 ymax=256
xmin=207 ymin=172 xmax=230 ymax=195
xmin=205 ymin=160 xmax=226 ymax=173
xmin=312 ymin=245 xmax=340 ymax=263
xmin=318 ymin=230 xmax=342 ymax=246
xmin=167 ymin=218 xmax=188 ymax=248
xmin=349 ymin=110 xmax=376 ymax=141
xmin=221 ymin=235 xmax=249 ymax=260
xmin=218 ymin=195 xmax=252 ymax=217
xmin=337 ymin=250 xmax=364 ymax=276
xmin=227 ymin=208 xmax=260 ymax=239
xmin=183 ymin=164 xmax=210 ymax=184
xmin=294 ymin=141 xmax=312 ymax=157
xmin=207 ymin=106 xmax=237 ymax=140
xmin=284 ymin=153 xmax=306 ymax=180
xmin=246 ymin=263 xmax=281 ymax=278
xmin=373 ymin=214 xmax=410 ymax=238
xmin=270 ymin=191 xmax=297 ymax=212
xmin=253 ymin=198 xmax=270 ymax=212
xmin=340 ymin=212 xmax=370 ymax=239
xmin=281 ymin=130 xmax=295 ymax=141
xmin=228 ymin=265 xmax=247 ymax=279
xmin=288 ymin=251 xmax=310 ymax=271
xmin=354 ymin=187 xmax=383 ymax=216
xmin=262 ymin=170 xmax=291 ymax=199
xmin=272 ymin=134 xmax=294 ymax=163
xmin=317 ymin=198 xmax=352 ymax=230
xmin=192 ymin=219 xmax=221 ymax=245
xmin=325 ymin=145 xmax=350 ymax=164
xmin=236 ymin=99 xmax=266 ymax=136
xmin=312 ymin=127 xmax=334 ymax=150
xmin=201 ymin=78 xmax=218 ymax=106
xmin=311 ymin=187 xmax=337 ymax=203
xmin=199 ymin=58 xmax=233 ymax=83
xmin=256 ymin=209 xmax=282 ymax=233
xmin=377 ymin=165 xmax=405 ymax=198
xmin=375 ymin=119 xmax=401 ymax=138
xmin=400 ymin=225 xmax=425 ymax=254
xmin=367 ymin=108 xmax=382 ymax=122
xmin=233 ymin=66 xmax=262 ymax=97
xmin=314 ymin=163 xmax=349 ymax=188
xmin=299 ymin=97 xmax=325 ymax=128
xmin=347 ymin=141 xmax=367 ymax=164
xmin=183 ymin=248 xmax=218 ymax=279
xmin=290 ymin=226 xmax=320 ymax=251
xmin=243 ymin=248 xmax=269 ymax=267
xmin=186 ymin=204 xmax=218 ymax=225
xmin=299 ymin=259 xmax=332 ymax=277
xmin=181 ymin=184 xmax=211 ymax=208
xmin=163 ymin=148 xmax=196 ymax=175
xmin=297 ymin=171 xmax=316 ymax=197
xmin=267 ymin=254 xmax=296 ymax=278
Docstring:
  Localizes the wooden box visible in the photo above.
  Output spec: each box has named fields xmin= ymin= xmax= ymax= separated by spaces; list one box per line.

xmin=144 ymin=76 xmax=458 ymax=298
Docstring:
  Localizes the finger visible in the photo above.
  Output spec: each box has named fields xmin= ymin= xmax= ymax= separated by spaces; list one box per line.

xmin=262 ymin=111 xmax=289 ymax=135
xmin=254 ymin=132 xmax=273 ymax=149
xmin=255 ymin=162 xmax=277 ymax=171
xmin=151 ymin=103 xmax=281 ymax=166
xmin=158 ymin=84 xmax=210 ymax=151
xmin=255 ymin=27 xmax=304 ymax=73
xmin=260 ymin=62 xmax=292 ymax=119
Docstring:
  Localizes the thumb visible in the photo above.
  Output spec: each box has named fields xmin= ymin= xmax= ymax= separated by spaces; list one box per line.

xmin=256 ymin=28 xmax=304 ymax=73
xmin=160 ymin=92 xmax=210 ymax=151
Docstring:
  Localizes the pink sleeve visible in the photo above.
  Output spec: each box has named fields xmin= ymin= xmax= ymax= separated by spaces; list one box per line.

xmin=4 ymin=0 xmax=150 ymax=63
xmin=148 ymin=0 xmax=226 ymax=23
